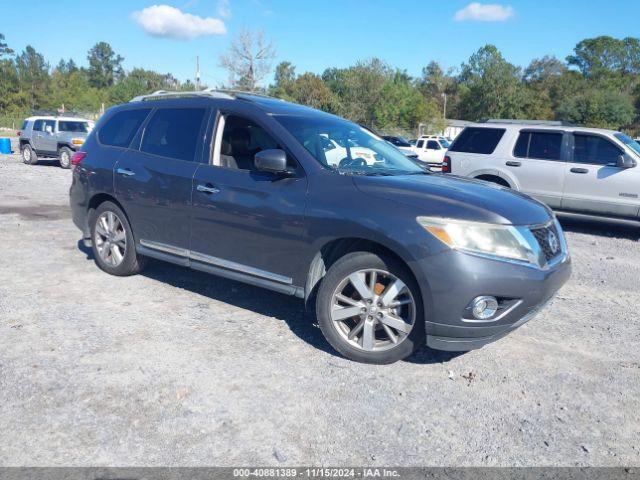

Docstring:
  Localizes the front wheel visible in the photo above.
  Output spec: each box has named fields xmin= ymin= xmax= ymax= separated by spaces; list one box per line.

xmin=90 ymin=201 xmax=147 ymax=276
xmin=316 ymin=252 xmax=425 ymax=364
xmin=58 ymin=146 xmax=72 ymax=169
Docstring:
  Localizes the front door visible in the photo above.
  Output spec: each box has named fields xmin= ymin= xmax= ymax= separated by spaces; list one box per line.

xmin=190 ymin=112 xmax=308 ymax=285
xmin=562 ymin=132 xmax=640 ymax=218
xmin=40 ymin=120 xmax=57 ymax=153
xmin=114 ymin=106 xmax=209 ymax=253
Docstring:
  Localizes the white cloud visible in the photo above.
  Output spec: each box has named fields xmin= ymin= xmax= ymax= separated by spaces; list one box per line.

xmin=217 ymin=0 xmax=231 ymax=18
xmin=454 ymin=3 xmax=514 ymax=22
xmin=132 ymin=4 xmax=226 ymax=40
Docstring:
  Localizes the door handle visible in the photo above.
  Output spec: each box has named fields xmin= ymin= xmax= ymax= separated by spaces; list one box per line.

xmin=570 ymin=167 xmax=588 ymax=174
xmin=197 ymin=184 xmax=221 ymax=194
xmin=116 ymin=168 xmax=135 ymax=177
xmin=506 ymin=161 xmax=521 ymax=167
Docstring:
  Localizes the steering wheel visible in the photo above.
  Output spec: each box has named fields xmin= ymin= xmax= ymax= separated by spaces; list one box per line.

xmin=339 ymin=157 xmax=367 ymax=169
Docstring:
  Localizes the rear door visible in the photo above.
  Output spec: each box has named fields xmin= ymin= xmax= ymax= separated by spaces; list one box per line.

xmin=507 ymin=129 xmax=567 ymax=208
xmin=562 ymin=132 xmax=640 ymax=217
xmin=114 ymin=106 xmax=209 ymax=253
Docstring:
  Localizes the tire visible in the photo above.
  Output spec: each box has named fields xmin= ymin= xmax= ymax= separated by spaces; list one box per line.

xmin=476 ymin=175 xmax=510 ymax=188
xmin=316 ymin=251 xmax=425 ymax=364
xmin=21 ymin=144 xmax=38 ymax=165
xmin=58 ymin=146 xmax=73 ymax=169
xmin=90 ymin=201 xmax=147 ymax=276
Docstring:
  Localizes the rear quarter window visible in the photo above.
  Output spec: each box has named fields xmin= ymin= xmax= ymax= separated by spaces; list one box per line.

xmin=98 ymin=109 xmax=151 ymax=148
xmin=449 ymin=127 xmax=506 ymax=154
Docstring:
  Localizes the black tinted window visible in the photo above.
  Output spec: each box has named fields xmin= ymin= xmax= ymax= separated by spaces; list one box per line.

xmin=427 ymin=140 xmax=440 ymax=150
xmin=449 ymin=127 xmax=505 ymax=154
xmin=58 ymin=121 xmax=88 ymax=133
xmin=416 ymin=140 xmax=425 ymax=148
xmin=573 ymin=134 xmax=622 ymax=165
xmin=514 ymin=131 xmax=563 ymax=160
xmin=99 ymin=109 xmax=151 ymax=148
xmin=33 ymin=120 xmax=43 ymax=132
xmin=141 ymin=108 xmax=206 ymax=162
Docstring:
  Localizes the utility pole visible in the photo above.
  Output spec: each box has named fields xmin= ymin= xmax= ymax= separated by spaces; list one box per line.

xmin=195 ymin=56 xmax=201 ymax=91
xmin=442 ymin=93 xmax=447 ymax=121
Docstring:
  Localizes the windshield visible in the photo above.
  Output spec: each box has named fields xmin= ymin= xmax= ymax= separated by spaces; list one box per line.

xmin=274 ymin=115 xmax=425 ymax=176
xmin=58 ymin=121 xmax=89 ymax=133
xmin=614 ymin=133 xmax=640 ymax=156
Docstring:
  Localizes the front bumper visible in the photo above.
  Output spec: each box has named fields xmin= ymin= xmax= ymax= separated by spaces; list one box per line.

xmin=415 ymin=248 xmax=571 ymax=352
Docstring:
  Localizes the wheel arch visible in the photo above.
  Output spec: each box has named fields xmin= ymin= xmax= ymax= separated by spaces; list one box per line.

xmin=469 ymin=168 xmax=520 ymax=190
xmin=304 ymin=237 xmax=422 ymax=311
xmin=86 ymin=193 xmax=130 ymax=233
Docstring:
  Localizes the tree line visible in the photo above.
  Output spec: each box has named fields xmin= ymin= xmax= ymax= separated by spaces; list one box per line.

xmin=1 ymin=32 xmax=639 ymax=136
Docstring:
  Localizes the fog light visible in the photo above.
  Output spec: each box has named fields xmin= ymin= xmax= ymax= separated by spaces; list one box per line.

xmin=471 ymin=296 xmax=499 ymax=320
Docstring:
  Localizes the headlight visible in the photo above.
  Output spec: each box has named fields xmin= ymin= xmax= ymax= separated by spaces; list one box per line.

xmin=417 ymin=216 xmax=536 ymax=264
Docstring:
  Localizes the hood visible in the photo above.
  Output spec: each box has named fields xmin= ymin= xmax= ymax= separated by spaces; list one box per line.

xmin=354 ymin=174 xmax=552 ymax=226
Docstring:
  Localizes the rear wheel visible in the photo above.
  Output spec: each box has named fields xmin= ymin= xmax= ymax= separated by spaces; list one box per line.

xmin=316 ymin=252 xmax=425 ymax=364
xmin=476 ymin=175 xmax=510 ymax=188
xmin=58 ymin=146 xmax=72 ymax=169
xmin=22 ymin=144 xmax=37 ymax=165
xmin=90 ymin=201 xmax=147 ymax=276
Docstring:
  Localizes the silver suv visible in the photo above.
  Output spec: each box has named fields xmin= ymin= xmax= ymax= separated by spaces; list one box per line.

xmin=19 ymin=116 xmax=91 ymax=168
xmin=444 ymin=120 xmax=640 ymax=220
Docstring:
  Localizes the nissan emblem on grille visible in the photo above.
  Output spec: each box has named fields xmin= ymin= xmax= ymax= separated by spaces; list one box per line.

xmin=547 ymin=230 xmax=559 ymax=255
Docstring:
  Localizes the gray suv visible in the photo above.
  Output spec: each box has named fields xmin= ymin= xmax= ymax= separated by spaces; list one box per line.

xmin=20 ymin=116 xmax=91 ymax=168
xmin=69 ymin=90 xmax=571 ymax=364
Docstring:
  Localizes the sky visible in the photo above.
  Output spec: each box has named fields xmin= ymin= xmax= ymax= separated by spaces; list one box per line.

xmin=2 ymin=0 xmax=640 ymax=87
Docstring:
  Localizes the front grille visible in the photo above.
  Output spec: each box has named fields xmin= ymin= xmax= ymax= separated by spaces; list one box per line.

xmin=531 ymin=223 xmax=562 ymax=262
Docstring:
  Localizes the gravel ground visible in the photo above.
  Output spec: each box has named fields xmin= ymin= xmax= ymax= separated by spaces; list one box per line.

xmin=0 ymin=151 xmax=639 ymax=467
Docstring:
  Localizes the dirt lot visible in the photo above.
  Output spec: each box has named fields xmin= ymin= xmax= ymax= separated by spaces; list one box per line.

xmin=0 ymin=150 xmax=639 ymax=467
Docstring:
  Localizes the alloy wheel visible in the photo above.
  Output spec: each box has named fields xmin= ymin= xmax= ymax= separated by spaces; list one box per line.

xmin=60 ymin=150 xmax=70 ymax=167
xmin=22 ymin=148 xmax=31 ymax=163
xmin=330 ymin=269 xmax=416 ymax=352
xmin=94 ymin=211 xmax=127 ymax=267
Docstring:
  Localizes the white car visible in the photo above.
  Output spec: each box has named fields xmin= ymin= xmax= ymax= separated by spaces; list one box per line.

xmin=413 ymin=135 xmax=451 ymax=165
xmin=320 ymin=136 xmax=378 ymax=166
xmin=444 ymin=120 xmax=640 ymax=220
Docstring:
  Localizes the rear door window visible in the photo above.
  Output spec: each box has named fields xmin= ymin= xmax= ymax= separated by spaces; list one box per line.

xmin=99 ymin=109 xmax=151 ymax=148
xmin=573 ymin=134 xmax=622 ymax=166
xmin=449 ymin=127 xmax=506 ymax=154
xmin=140 ymin=108 xmax=207 ymax=162
xmin=58 ymin=121 xmax=89 ymax=133
xmin=514 ymin=131 xmax=563 ymax=161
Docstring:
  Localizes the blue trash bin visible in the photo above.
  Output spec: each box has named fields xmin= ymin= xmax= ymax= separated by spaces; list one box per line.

xmin=0 ymin=138 xmax=11 ymax=154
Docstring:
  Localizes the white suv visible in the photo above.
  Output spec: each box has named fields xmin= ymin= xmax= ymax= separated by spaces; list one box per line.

xmin=444 ymin=121 xmax=640 ymax=220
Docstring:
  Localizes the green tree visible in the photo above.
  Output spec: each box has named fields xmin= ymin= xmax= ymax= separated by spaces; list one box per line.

xmin=556 ymin=89 xmax=635 ymax=129
xmin=457 ymin=45 xmax=527 ymax=120
xmin=375 ymin=71 xmax=434 ymax=131
xmin=289 ymin=72 xmax=335 ymax=111
xmin=567 ymin=36 xmax=640 ymax=78
xmin=87 ymin=42 xmax=124 ymax=89
xmin=269 ymin=61 xmax=296 ymax=100
xmin=15 ymin=45 xmax=50 ymax=110
xmin=0 ymin=33 xmax=13 ymax=58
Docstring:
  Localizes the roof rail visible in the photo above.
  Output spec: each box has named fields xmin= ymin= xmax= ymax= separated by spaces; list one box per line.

xmin=130 ymin=89 xmax=235 ymax=103
xmin=481 ymin=119 xmax=575 ymax=126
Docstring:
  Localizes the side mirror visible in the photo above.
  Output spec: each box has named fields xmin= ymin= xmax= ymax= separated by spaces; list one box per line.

xmin=617 ymin=154 xmax=637 ymax=169
xmin=255 ymin=149 xmax=289 ymax=174
xmin=45 ymin=125 xmax=53 ymax=134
